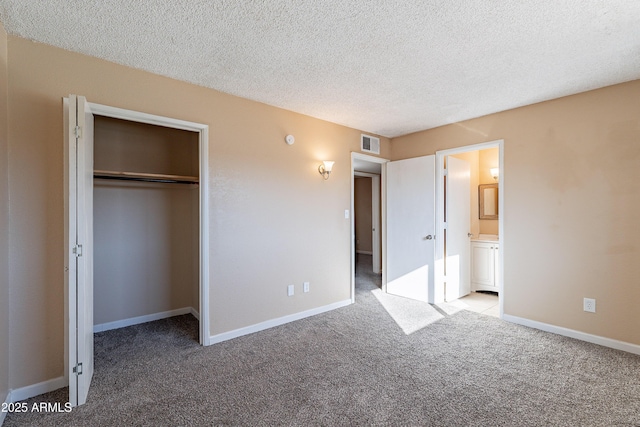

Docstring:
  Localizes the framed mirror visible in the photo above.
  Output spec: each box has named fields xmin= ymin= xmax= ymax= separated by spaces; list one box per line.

xmin=479 ymin=183 xmax=498 ymax=219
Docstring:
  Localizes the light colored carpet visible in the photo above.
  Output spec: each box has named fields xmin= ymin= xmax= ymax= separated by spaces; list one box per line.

xmin=6 ymin=255 xmax=640 ymax=426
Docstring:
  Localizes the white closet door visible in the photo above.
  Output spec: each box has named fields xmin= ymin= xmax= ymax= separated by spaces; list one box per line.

xmin=385 ymin=155 xmax=436 ymax=302
xmin=445 ymin=156 xmax=471 ymax=301
xmin=64 ymin=94 xmax=95 ymax=407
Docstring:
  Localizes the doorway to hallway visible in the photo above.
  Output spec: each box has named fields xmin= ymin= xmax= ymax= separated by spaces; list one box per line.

xmin=350 ymin=153 xmax=387 ymax=302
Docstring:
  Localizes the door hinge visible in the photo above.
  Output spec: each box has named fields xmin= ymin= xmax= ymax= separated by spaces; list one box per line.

xmin=73 ymin=363 xmax=83 ymax=375
xmin=74 ymin=125 xmax=82 ymax=138
xmin=73 ymin=245 xmax=83 ymax=257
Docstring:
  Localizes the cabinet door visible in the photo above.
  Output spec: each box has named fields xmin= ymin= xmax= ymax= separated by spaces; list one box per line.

xmin=471 ymin=243 xmax=494 ymax=288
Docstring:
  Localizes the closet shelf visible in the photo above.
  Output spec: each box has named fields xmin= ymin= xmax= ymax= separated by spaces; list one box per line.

xmin=94 ymin=170 xmax=199 ymax=185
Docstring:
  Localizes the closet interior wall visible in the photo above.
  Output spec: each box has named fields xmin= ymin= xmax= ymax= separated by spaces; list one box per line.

xmin=93 ymin=116 xmax=199 ymax=328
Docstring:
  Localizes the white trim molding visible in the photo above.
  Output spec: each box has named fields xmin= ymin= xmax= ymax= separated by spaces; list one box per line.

xmin=7 ymin=376 xmax=67 ymax=404
xmin=503 ymin=314 xmax=640 ymax=356
xmin=209 ymin=300 xmax=352 ymax=345
xmin=93 ymin=307 xmax=198 ymax=333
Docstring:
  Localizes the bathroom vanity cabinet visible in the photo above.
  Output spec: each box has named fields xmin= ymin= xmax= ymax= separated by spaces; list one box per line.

xmin=470 ymin=239 xmax=499 ymax=293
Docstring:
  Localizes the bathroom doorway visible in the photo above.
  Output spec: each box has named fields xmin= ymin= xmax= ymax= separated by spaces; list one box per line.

xmin=435 ymin=140 xmax=504 ymax=317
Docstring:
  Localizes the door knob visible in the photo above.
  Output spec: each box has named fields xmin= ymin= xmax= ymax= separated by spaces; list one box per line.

xmin=468 ymin=233 xmax=473 ymax=237
xmin=425 ymin=235 xmax=433 ymax=240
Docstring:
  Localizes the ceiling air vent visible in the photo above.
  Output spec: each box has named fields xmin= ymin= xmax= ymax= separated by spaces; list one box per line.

xmin=361 ymin=134 xmax=380 ymax=154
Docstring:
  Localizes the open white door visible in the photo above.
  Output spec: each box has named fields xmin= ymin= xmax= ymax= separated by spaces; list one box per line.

xmin=371 ymin=175 xmax=381 ymax=274
xmin=445 ymin=156 xmax=471 ymax=301
xmin=385 ymin=156 xmax=435 ymax=302
xmin=64 ymin=95 xmax=94 ymax=407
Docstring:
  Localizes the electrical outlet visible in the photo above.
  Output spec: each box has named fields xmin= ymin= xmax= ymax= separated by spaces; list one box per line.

xmin=303 ymin=282 xmax=310 ymax=293
xmin=583 ymin=298 xmax=596 ymax=313
xmin=287 ymin=285 xmax=294 ymax=297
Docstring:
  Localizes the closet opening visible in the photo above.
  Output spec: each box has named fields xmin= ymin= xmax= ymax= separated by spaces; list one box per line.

xmin=92 ymin=115 xmax=201 ymax=341
xmin=65 ymin=96 xmax=210 ymax=406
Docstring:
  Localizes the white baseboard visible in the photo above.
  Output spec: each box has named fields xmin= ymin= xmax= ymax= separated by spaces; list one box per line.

xmin=190 ymin=307 xmax=200 ymax=321
xmin=356 ymin=250 xmax=373 ymax=255
xmin=7 ymin=376 xmax=66 ymax=404
xmin=208 ymin=299 xmax=352 ymax=345
xmin=94 ymin=307 xmax=198 ymax=333
xmin=503 ymin=314 xmax=640 ymax=356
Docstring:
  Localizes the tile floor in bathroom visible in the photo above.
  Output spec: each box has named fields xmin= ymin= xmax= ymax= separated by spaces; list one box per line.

xmin=457 ymin=291 xmax=499 ymax=317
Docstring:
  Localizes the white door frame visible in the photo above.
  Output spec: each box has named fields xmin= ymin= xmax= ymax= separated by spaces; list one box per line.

xmin=435 ymin=140 xmax=504 ymax=316
xmin=353 ymin=171 xmax=381 ymax=272
xmin=350 ymin=152 xmax=389 ymax=302
xmin=79 ymin=102 xmax=211 ymax=345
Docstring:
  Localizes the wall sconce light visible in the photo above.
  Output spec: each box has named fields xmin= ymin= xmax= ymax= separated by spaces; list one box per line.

xmin=318 ymin=161 xmax=334 ymax=180
xmin=490 ymin=168 xmax=499 ymax=181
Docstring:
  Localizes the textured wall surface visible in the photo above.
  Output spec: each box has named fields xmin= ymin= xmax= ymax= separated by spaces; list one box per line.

xmin=392 ymin=80 xmax=640 ymax=345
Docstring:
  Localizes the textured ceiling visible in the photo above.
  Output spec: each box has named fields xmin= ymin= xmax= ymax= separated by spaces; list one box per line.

xmin=1 ymin=1 xmax=639 ymax=137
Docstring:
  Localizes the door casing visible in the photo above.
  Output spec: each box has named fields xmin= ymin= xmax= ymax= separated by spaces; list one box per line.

xmin=350 ymin=152 xmax=388 ymax=302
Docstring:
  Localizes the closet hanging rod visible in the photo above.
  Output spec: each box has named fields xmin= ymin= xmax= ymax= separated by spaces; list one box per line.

xmin=93 ymin=170 xmax=199 ymax=185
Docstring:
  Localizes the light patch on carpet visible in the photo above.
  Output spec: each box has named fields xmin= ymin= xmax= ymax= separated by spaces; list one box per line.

xmin=434 ymin=299 xmax=474 ymax=316
xmin=371 ymin=288 xmax=445 ymax=334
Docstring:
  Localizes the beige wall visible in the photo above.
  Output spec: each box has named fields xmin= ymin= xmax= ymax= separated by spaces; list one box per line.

xmin=354 ymin=177 xmax=373 ymax=253
xmin=391 ymin=80 xmax=640 ymax=345
xmin=93 ymin=117 xmax=199 ymax=325
xmin=6 ymin=36 xmax=390 ymax=389
xmin=0 ymin=22 xmax=10 ymax=406
xmin=478 ymin=148 xmax=499 ymax=235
